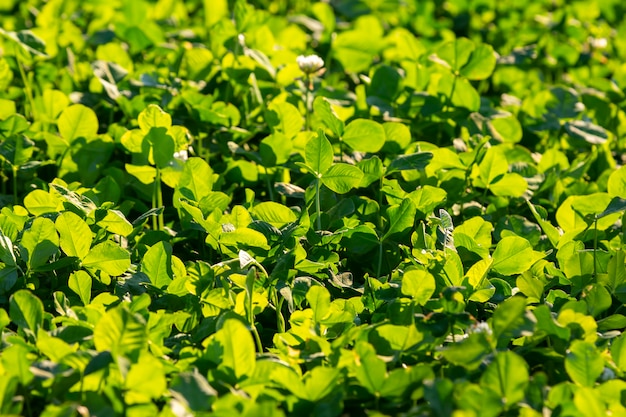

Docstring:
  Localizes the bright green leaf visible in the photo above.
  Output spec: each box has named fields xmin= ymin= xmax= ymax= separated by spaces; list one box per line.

xmin=402 ymin=269 xmax=436 ymax=305
xmin=55 ymin=211 xmax=92 ymax=259
xmin=69 ymin=270 xmax=92 ymax=306
xmin=57 ymin=104 xmax=99 ymax=142
xmin=9 ymin=289 xmax=44 ymax=334
xmin=492 ymin=236 xmax=543 ymax=275
xmin=142 ymin=241 xmax=173 ymax=289
xmin=82 ymin=240 xmax=131 ymax=277
xmin=480 ymin=351 xmax=529 ymax=405
xmin=305 ymin=130 xmax=333 ymax=176
xmin=342 ymin=119 xmax=385 ymax=153
xmin=565 ymin=340 xmax=604 ymax=387
xmin=321 ymin=163 xmax=363 ymax=194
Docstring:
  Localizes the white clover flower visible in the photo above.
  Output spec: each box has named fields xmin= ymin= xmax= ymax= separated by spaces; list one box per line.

xmin=468 ymin=321 xmax=492 ymax=336
xmin=173 ymin=149 xmax=188 ymax=162
xmin=589 ymin=37 xmax=608 ymax=49
xmin=297 ymin=54 xmax=324 ymax=75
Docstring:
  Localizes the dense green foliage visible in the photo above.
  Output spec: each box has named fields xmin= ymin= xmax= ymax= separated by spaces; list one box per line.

xmin=2 ymin=0 xmax=626 ymax=415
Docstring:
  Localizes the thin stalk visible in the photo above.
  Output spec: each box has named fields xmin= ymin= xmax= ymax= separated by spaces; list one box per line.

xmin=1 ymin=161 xmax=6 ymax=196
xmin=378 ymin=177 xmax=384 ymax=230
xmin=251 ymin=325 xmax=263 ymax=353
xmin=156 ymin=168 xmax=164 ymax=230
xmin=151 ymin=183 xmax=158 ymax=231
xmin=315 ymin=178 xmax=322 ymax=231
xmin=304 ymin=75 xmax=312 ymax=131
xmin=270 ymin=288 xmax=286 ymax=333
xmin=265 ymin=169 xmax=274 ymax=201
xmin=593 ymin=217 xmax=598 ymax=281
xmin=376 ymin=241 xmax=383 ymax=279
xmin=12 ymin=165 xmax=18 ymax=204
xmin=17 ymin=57 xmax=36 ymax=120
xmin=276 ymin=295 xmax=286 ymax=333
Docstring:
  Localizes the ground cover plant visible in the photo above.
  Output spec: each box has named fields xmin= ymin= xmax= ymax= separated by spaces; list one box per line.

xmin=2 ymin=0 xmax=626 ymax=415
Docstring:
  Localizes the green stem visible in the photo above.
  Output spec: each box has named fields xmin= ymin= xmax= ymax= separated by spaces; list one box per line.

xmin=276 ymin=295 xmax=286 ymax=333
xmin=157 ymin=169 xmax=164 ymax=230
xmin=12 ymin=165 xmax=17 ymax=204
xmin=305 ymin=75 xmax=311 ymax=131
xmin=315 ymin=178 xmax=322 ymax=231
xmin=17 ymin=56 xmax=36 ymax=121
xmin=593 ymin=217 xmax=598 ymax=281
xmin=265 ymin=169 xmax=274 ymax=201
xmin=376 ymin=241 xmax=383 ymax=279
xmin=1 ymin=160 xmax=6 ymax=196
xmin=251 ymin=325 xmax=263 ymax=353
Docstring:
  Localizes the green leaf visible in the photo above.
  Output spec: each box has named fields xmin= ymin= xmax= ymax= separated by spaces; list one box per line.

xmin=573 ymin=387 xmax=607 ymax=416
xmin=480 ymin=351 xmax=529 ymax=405
xmin=610 ymin=333 xmax=626 ymax=372
xmin=353 ymin=341 xmax=387 ymax=395
xmin=177 ymin=157 xmax=214 ymax=201
xmin=55 ymin=211 xmax=92 ymax=259
xmin=313 ymin=96 xmax=344 ymax=137
xmin=9 ymin=289 xmax=44 ymax=334
xmin=93 ymin=304 xmax=148 ymax=360
xmin=382 ymin=198 xmax=416 ymax=242
xmin=492 ymin=236 xmax=543 ymax=275
xmin=68 ymin=270 xmax=92 ymax=306
xmin=266 ymin=101 xmax=303 ymax=139
xmin=533 ymin=304 xmax=570 ymax=340
xmin=82 ymin=240 xmax=131 ymax=277
xmin=19 ymin=217 xmax=59 ymax=269
xmin=343 ymin=224 xmax=380 ymax=254
xmin=597 ymin=197 xmax=626 ymax=219
xmin=206 ymin=318 xmax=256 ymax=381
xmin=565 ymin=120 xmax=608 ymax=145
xmin=479 ymin=147 xmax=508 ymax=185
xmin=583 ymin=284 xmax=612 ymax=317
xmin=23 ymin=189 xmax=60 ymax=216
xmin=386 ymin=152 xmax=433 ymax=174
xmin=608 ymin=166 xmax=626 ymax=198
xmin=0 ymin=231 xmax=15 ymax=266
xmin=357 ymin=156 xmax=385 ymax=187
xmin=141 ymin=241 xmax=174 ymax=289
xmin=138 ymin=104 xmax=172 ymax=132
xmin=460 ymin=43 xmax=497 ymax=80
xmin=250 ymin=202 xmax=297 ymax=228
xmin=170 ymin=371 xmax=217 ymax=412
xmin=490 ymin=173 xmax=527 ymax=197
xmin=491 ymin=296 xmax=534 ymax=346
xmin=96 ymin=210 xmax=133 ymax=237
xmin=321 ymin=163 xmax=363 ymax=194
xmin=260 ymin=132 xmax=292 ymax=167
xmin=433 ymin=38 xmax=474 ymax=71
xmin=305 ymin=130 xmax=333 ymax=176
xmin=565 ymin=340 xmax=604 ymax=387
xmin=440 ymin=73 xmax=480 ymax=111
xmin=204 ymin=0 xmax=228 ymax=27
xmin=0 ymin=345 xmax=34 ymax=386
xmin=489 ymin=113 xmax=523 ymax=143
xmin=402 ymin=269 xmax=436 ymax=305
xmin=332 ymin=23 xmax=384 ymax=73
xmin=125 ymin=163 xmax=156 ymax=185
xmin=527 ymin=202 xmax=561 ymax=248
xmin=144 ymin=127 xmax=175 ymax=169
xmin=57 ymin=104 xmax=99 ymax=142
xmin=557 ymin=193 xmax=617 ymax=233
xmin=125 ymin=354 xmax=167 ymax=402
xmin=342 ymin=119 xmax=385 ymax=153
xmin=443 ymin=334 xmax=491 ymax=370
xmin=306 ymin=285 xmax=330 ymax=323
xmin=302 ymin=366 xmax=341 ymax=402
